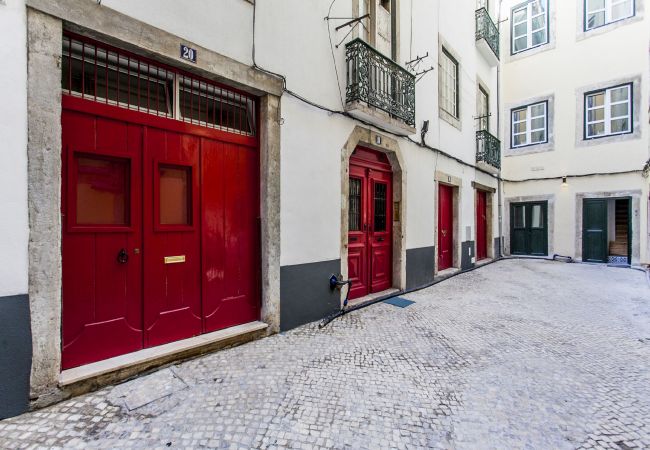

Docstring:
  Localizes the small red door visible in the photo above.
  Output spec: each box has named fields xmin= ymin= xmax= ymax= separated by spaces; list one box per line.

xmin=438 ymin=184 xmax=454 ymax=271
xmin=62 ymin=111 xmax=144 ymax=369
xmin=348 ymin=148 xmax=392 ymax=300
xmin=201 ymin=139 xmax=260 ymax=332
xmin=476 ymin=190 xmax=488 ymax=261
xmin=143 ymin=129 xmax=202 ymax=347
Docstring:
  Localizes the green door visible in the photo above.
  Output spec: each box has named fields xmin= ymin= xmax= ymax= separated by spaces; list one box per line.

xmin=582 ymin=199 xmax=608 ymax=263
xmin=510 ymin=202 xmax=548 ymax=256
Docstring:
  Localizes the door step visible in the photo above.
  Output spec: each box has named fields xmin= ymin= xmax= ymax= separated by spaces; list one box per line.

xmin=59 ymin=321 xmax=268 ymax=388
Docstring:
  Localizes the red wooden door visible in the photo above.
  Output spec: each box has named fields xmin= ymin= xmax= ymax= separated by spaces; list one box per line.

xmin=201 ymin=139 xmax=260 ymax=332
xmin=348 ymin=148 xmax=392 ymax=300
xmin=476 ymin=190 xmax=488 ymax=261
xmin=438 ymin=184 xmax=454 ymax=271
xmin=143 ymin=129 xmax=202 ymax=347
xmin=62 ymin=111 xmax=143 ymax=369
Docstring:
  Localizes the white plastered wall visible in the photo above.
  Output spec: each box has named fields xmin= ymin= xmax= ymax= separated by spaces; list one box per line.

xmin=0 ymin=0 xmax=29 ymax=297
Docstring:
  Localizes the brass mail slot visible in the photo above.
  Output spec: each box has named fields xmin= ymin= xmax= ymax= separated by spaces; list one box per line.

xmin=164 ymin=255 xmax=186 ymax=264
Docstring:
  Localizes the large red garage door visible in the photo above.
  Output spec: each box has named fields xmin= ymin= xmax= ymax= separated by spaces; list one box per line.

xmin=61 ymin=34 xmax=260 ymax=369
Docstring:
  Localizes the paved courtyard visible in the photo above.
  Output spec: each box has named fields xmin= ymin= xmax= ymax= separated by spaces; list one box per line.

xmin=1 ymin=259 xmax=649 ymax=449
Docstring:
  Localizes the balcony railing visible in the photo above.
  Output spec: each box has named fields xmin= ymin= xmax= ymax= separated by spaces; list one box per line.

xmin=345 ymin=38 xmax=416 ymax=127
xmin=476 ymin=130 xmax=501 ymax=170
xmin=475 ymin=8 xmax=499 ymax=60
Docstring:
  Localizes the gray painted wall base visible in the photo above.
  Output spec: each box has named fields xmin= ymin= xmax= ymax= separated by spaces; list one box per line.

xmin=406 ymin=246 xmax=435 ymax=289
xmin=461 ymin=241 xmax=475 ymax=270
xmin=280 ymin=259 xmax=342 ymax=331
xmin=0 ymin=295 xmax=32 ymax=419
xmin=494 ymin=237 xmax=502 ymax=258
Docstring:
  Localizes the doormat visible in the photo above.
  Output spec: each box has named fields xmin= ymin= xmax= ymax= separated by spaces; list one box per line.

xmin=384 ymin=297 xmax=415 ymax=308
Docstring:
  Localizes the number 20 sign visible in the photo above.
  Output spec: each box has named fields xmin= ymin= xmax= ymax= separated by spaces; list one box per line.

xmin=180 ymin=44 xmax=197 ymax=63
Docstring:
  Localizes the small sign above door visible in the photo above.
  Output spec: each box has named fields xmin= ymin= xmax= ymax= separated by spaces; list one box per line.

xmin=180 ymin=44 xmax=197 ymax=63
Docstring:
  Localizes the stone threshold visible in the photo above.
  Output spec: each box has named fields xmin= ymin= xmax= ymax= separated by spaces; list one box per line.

xmin=59 ymin=321 xmax=268 ymax=387
xmin=347 ymin=288 xmax=401 ymax=309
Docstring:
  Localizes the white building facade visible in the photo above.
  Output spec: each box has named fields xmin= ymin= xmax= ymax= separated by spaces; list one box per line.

xmin=500 ymin=0 xmax=650 ymax=264
xmin=0 ymin=0 xmax=504 ymax=418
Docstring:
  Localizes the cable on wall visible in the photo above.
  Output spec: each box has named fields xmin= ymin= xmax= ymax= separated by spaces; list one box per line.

xmin=249 ymin=0 xmax=647 ymax=186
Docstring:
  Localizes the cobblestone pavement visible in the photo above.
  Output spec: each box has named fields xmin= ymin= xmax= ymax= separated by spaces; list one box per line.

xmin=1 ymin=259 xmax=650 ymax=449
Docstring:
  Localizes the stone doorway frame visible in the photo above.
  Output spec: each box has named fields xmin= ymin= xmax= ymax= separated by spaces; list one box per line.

xmin=340 ymin=127 xmax=407 ymax=302
xmin=26 ymin=0 xmax=282 ymax=407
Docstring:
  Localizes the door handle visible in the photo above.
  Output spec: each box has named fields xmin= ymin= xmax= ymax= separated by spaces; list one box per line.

xmin=442 ymin=230 xmax=448 ymax=237
xmin=117 ymin=248 xmax=129 ymax=264
xmin=378 ymin=237 xmax=385 ymax=242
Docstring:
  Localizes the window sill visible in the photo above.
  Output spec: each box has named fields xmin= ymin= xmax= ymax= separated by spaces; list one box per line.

xmin=439 ymin=108 xmax=462 ymax=131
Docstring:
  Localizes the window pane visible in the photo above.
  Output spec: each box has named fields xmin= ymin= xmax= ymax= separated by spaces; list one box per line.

xmin=349 ymin=178 xmax=362 ymax=232
xmin=513 ymin=9 xmax=527 ymax=24
xmin=374 ymin=183 xmax=387 ymax=232
xmin=612 ymin=1 xmax=633 ymax=21
xmin=531 ymin=130 xmax=546 ymax=143
xmin=513 ymin=134 xmax=526 ymax=147
xmin=513 ymin=109 xmax=527 ymax=122
xmin=610 ymin=86 xmax=629 ymax=102
xmin=159 ymin=165 xmax=191 ymax=225
xmin=587 ymin=93 xmax=605 ymax=108
xmin=611 ymin=103 xmax=629 ymax=118
xmin=530 ymin=103 xmax=545 ymax=117
xmin=530 ymin=117 xmax=545 ymax=131
xmin=531 ymin=205 xmax=543 ymax=229
xmin=76 ymin=155 xmax=129 ymax=225
xmin=531 ymin=2 xmax=545 ymax=15
xmin=588 ymin=108 xmax=605 ymax=122
xmin=532 ymin=30 xmax=546 ymax=46
xmin=532 ymin=15 xmax=546 ymax=30
xmin=513 ymin=122 xmax=526 ymax=134
xmin=588 ymin=11 xmax=606 ymax=28
xmin=611 ymin=118 xmax=629 ymax=133
xmin=587 ymin=0 xmax=605 ymax=12
xmin=514 ymin=206 xmax=525 ymax=228
xmin=514 ymin=23 xmax=527 ymax=38
xmin=588 ymin=123 xmax=605 ymax=137
xmin=513 ymin=37 xmax=527 ymax=52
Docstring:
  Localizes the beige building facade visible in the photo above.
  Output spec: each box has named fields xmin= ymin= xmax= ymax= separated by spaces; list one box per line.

xmin=500 ymin=0 xmax=650 ymax=265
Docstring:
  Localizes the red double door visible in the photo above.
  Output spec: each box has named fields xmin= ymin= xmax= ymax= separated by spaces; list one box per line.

xmin=476 ymin=190 xmax=488 ymax=261
xmin=347 ymin=148 xmax=393 ymax=300
xmin=438 ymin=184 xmax=454 ymax=271
xmin=61 ymin=107 xmax=259 ymax=369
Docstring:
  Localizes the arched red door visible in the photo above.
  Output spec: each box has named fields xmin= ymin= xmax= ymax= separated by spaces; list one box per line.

xmin=347 ymin=148 xmax=393 ymax=300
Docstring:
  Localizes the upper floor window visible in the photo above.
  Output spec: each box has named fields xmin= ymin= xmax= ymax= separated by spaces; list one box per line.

xmin=511 ymin=0 xmax=548 ymax=54
xmin=439 ymin=48 xmax=459 ymax=119
xmin=585 ymin=0 xmax=635 ymax=30
xmin=511 ymin=101 xmax=548 ymax=148
xmin=477 ymin=86 xmax=490 ymax=131
xmin=585 ymin=84 xmax=632 ymax=139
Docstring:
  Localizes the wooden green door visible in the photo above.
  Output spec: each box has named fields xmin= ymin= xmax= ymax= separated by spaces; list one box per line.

xmin=582 ymin=199 xmax=608 ymax=263
xmin=510 ymin=202 xmax=548 ymax=256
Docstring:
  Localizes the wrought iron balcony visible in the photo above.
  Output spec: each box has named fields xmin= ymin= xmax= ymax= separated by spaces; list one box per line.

xmin=345 ymin=38 xmax=416 ymax=129
xmin=475 ymin=8 xmax=499 ymax=66
xmin=476 ymin=130 xmax=501 ymax=171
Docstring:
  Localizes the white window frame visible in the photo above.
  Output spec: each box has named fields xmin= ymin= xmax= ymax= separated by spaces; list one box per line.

xmin=584 ymin=84 xmax=632 ymax=139
xmin=511 ymin=101 xmax=548 ymax=148
xmin=439 ymin=48 xmax=459 ymax=119
xmin=511 ymin=0 xmax=549 ymax=54
xmin=585 ymin=0 xmax=635 ymax=31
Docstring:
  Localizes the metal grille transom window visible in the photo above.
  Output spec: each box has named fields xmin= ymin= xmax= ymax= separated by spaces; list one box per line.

xmin=511 ymin=0 xmax=548 ymax=54
xmin=62 ymin=34 xmax=257 ymax=136
xmin=439 ymin=48 xmax=459 ymax=118
xmin=511 ymin=101 xmax=547 ymax=148
xmin=585 ymin=0 xmax=634 ymax=30
xmin=585 ymin=84 xmax=632 ymax=139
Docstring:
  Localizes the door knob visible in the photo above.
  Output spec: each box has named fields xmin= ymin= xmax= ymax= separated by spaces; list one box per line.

xmin=117 ymin=248 xmax=129 ymax=264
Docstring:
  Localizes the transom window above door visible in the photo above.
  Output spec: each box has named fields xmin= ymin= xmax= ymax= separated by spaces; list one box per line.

xmin=511 ymin=0 xmax=548 ymax=54
xmin=511 ymin=101 xmax=548 ymax=148
xmin=585 ymin=0 xmax=635 ymax=31
xmin=585 ymin=84 xmax=632 ymax=139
